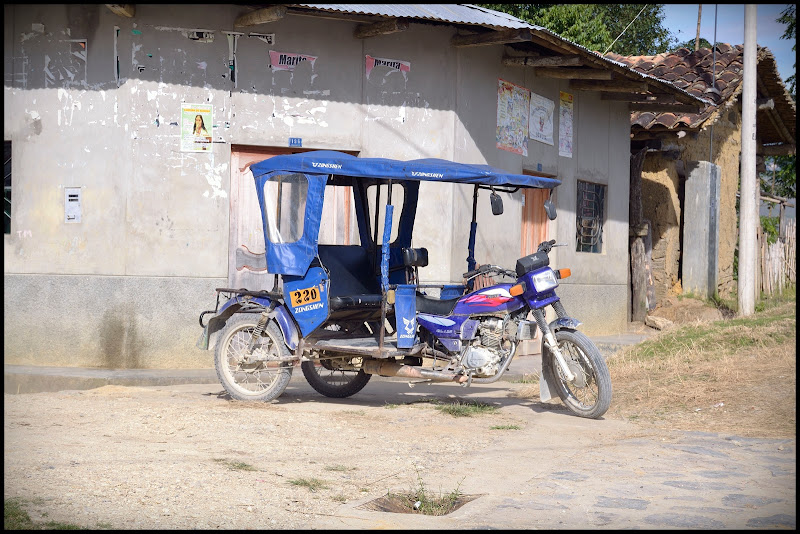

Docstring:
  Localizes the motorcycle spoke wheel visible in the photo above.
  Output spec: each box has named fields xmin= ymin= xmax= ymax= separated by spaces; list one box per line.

xmin=301 ymin=357 xmax=371 ymax=398
xmin=214 ymin=315 xmax=292 ymax=402
xmin=544 ymin=328 xmax=612 ymax=419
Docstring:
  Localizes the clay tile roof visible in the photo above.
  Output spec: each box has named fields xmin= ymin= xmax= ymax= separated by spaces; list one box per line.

xmin=656 ymin=113 xmax=680 ymax=129
xmin=606 ymin=44 xmax=796 ymax=145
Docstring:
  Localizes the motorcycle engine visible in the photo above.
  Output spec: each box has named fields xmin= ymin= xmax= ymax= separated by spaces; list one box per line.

xmin=460 ymin=317 xmax=513 ymax=377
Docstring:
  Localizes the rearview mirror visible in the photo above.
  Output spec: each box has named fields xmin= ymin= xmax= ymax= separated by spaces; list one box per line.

xmin=543 ymin=198 xmax=557 ymax=220
xmin=490 ymin=191 xmax=504 ymax=215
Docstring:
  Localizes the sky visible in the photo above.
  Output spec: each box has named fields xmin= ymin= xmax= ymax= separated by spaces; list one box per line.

xmin=661 ymin=4 xmax=795 ymax=87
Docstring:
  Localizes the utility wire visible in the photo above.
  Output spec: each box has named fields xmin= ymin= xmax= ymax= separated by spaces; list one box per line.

xmin=603 ymin=5 xmax=648 ymax=55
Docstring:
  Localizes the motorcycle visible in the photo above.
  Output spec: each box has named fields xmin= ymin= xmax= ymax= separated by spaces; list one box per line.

xmin=197 ymin=151 xmax=612 ymax=419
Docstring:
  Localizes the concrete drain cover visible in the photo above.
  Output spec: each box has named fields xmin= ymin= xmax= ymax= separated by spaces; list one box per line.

xmin=359 ymin=494 xmax=482 ymax=515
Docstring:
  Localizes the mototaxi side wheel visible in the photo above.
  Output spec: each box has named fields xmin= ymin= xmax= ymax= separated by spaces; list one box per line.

xmin=214 ymin=314 xmax=293 ymax=402
xmin=542 ymin=328 xmax=612 ymax=419
xmin=301 ymin=356 xmax=371 ymax=398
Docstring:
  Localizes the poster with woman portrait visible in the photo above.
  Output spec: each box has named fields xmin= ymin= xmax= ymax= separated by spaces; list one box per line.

xmin=181 ymin=103 xmax=213 ymax=152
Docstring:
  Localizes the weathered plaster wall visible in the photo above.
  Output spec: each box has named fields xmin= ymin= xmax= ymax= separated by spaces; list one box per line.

xmin=4 ymin=4 xmax=632 ymax=367
xmin=640 ymin=106 xmax=742 ymax=305
xmin=641 ymin=153 xmax=682 ymax=303
xmin=681 ymin=108 xmax=742 ymax=298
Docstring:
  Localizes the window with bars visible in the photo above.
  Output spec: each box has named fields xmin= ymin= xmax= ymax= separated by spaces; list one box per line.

xmin=4 ymin=141 xmax=10 ymax=235
xmin=576 ymin=180 xmax=605 ymax=253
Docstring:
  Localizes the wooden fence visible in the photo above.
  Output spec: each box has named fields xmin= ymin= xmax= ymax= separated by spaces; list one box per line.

xmin=760 ymin=219 xmax=796 ymax=295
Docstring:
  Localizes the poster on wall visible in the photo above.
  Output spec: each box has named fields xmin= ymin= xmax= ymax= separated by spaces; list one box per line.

xmin=181 ymin=103 xmax=213 ymax=152
xmin=558 ymin=91 xmax=574 ymax=158
xmin=529 ymin=92 xmax=555 ymax=146
xmin=269 ymin=50 xmax=317 ymax=71
xmin=496 ymin=79 xmax=530 ymax=156
xmin=365 ymin=55 xmax=411 ymax=80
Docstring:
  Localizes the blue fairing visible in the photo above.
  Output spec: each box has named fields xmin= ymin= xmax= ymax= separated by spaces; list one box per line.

xmin=217 ymin=296 xmax=300 ymax=350
xmin=452 ymin=284 xmax=526 ymax=315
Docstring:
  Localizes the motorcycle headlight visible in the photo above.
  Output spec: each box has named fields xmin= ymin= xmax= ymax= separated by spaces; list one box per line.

xmin=531 ymin=269 xmax=559 ymax=292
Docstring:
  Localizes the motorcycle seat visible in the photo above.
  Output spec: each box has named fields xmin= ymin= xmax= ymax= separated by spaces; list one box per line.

xmin=415 ymin=294 xmax=460 ymax=316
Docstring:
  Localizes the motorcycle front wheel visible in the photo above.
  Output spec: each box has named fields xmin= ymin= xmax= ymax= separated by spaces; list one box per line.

xmin=542 ymin=328 xmax=612 ymax=419
xmin=214 ymin=314 xmax=293 ymax=402
xmin=301 ymin=356 xmax=371 ymax=398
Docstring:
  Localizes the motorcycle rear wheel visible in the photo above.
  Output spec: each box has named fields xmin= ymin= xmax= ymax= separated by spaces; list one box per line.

xmin=214 ymin=314 xmax=293 ymax=402
xmin=542 ymin=328 xmax=612 ymax=419
xmin=301 ymin=357 xmax=371 ymax=398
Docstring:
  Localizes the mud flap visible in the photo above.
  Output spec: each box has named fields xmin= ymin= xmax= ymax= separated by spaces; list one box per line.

xmin=539 ymin=345 xmax=554 ymax=402
xmin=395 ymin=284 xmax=417 ymax=348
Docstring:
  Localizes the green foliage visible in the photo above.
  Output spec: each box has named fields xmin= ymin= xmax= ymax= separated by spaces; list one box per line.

xmin=674 ymin=37 xmax=714 ymax=51
xmin=760 ymin=216 xmax=780 ymax=245
xmin=778 ymin=4 xmax=796 ymax=94
xmin=479 ymin=4 xmax=676 ymax=55
xmin=760 ymin=156 xmax=796 ymax=199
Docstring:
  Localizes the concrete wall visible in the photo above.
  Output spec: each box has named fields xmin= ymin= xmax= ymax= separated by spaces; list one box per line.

xmin=4 ymin=4 xmax=631 ymax=367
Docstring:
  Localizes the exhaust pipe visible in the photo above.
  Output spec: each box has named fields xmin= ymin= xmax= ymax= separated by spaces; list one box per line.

xmin=362 ymin=360 xmax=467 ymax=384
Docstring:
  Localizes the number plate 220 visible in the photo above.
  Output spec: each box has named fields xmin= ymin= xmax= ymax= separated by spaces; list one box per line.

xmin=289 ymin=286 xmax=320 ymax=308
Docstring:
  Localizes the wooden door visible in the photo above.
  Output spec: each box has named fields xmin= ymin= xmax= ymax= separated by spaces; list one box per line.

xmin=520 ymin=184 xmax=551 ymax=350
xmin=521 ymin=187 xmax=550 ymax=256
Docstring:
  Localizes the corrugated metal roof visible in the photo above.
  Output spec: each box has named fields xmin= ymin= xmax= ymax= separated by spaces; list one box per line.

xmin=288 ymin=4 xmax=708 ymax=105
xmin=291 ymin=4 xmax=535 ymax=30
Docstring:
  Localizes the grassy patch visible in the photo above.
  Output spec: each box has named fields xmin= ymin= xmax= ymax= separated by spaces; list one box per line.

xmin=433 ymin=400 xmax=497 ymax=417
xmin=511 ymin=373 xmax=540 ymax=384
xmin=606 ymin=295 xmax=796 ymax=438
xmin=213 ymin=458 xmax=258 ymax=471
xmin=324 ymin=464 xmax=356 ymax=472
xmin=383 ymin=469 xmax=466 ymax=516
xmin=4 ymin=498 xmax=84 ymax=530
xmin=288 ymin=478 xmax=329 ymax=492
xmin=490 ymin=424 xmax=521 ymax=430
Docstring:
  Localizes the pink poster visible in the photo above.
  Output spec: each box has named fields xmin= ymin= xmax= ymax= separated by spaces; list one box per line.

xmin=365 ymin=55 xmax=411 ymax=79
xmin=269 ymin=50 xmax=317 ymax=71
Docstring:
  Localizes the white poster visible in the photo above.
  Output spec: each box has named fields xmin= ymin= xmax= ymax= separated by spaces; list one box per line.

xmin=559 ymin=91 xmax=574 ymax=158
xmin=529 ymin=92 xmax=555 ymax=146
xmin=496 ymin=79 xmax=530 ymax=156
xmin=180 ymin=103 xmax=213 ymax=153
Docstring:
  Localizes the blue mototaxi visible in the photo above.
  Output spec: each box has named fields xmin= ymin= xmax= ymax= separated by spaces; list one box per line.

xmin=197 ymin=150 xmax=567 ymax=405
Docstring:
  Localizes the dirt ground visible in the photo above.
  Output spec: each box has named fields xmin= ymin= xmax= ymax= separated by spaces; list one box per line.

xmin=4 ymin=296 xmax=796 ymax=529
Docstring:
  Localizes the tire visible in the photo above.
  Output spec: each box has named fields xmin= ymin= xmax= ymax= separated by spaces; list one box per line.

xmin=214 ymin=314 xmax=293 ymax=402
xmin=301 ymin=357 xmax=371 ymax=398
xmin=542 ymin=328 xmax=612 ymax=419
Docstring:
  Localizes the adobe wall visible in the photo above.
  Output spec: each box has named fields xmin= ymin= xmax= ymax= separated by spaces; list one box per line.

xmin=641 ymin=153 xmax=682 ymax=304
xmin=681 ymin=108 xmax=742 ymax=298
xmin=640 ymin=106 xmax=742 ymax=305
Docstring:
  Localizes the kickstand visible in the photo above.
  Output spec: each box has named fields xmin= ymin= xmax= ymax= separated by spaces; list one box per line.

xmin=407 ymin=379 xmax=433 ymax=388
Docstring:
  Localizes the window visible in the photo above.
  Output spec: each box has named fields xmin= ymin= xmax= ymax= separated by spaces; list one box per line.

xmin=4 ymin=141 xmax=10 ymax=235
xmin=576 ymin=180 xmax=605 ymax=253
xmin=366 ymin=183 xmax=405 ymax=245
xmin=262 ymin=173 xmax=308 ymax=243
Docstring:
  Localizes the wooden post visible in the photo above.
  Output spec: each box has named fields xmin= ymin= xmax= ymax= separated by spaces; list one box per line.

xmin=630 ymin=147 xmax=648 ymax=322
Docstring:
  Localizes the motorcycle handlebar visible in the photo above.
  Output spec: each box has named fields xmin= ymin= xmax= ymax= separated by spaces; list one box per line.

xmin=463 ymin=264 xmax=516 ymax=279
xmin=537 ymin=239 xmax=557 ymax=253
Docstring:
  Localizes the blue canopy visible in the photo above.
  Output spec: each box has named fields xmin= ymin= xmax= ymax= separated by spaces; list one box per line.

xmin=250 ymin=151 xmax=561 ymax=189
xmin=250 ymin=151 xmax=560 ymax=277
